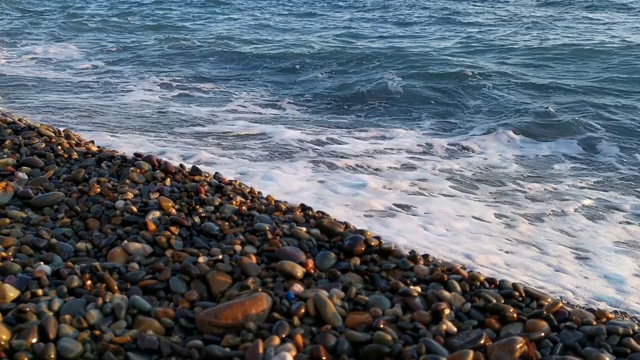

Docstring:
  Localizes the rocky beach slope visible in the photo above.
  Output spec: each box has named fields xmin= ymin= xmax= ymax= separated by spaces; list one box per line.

xmin=0 ymin=110 xmax=638 ymax=360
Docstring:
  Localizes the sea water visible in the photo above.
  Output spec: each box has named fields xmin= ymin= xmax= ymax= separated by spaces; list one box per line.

xmin=1 ymin=0 xmax=639 ymax=313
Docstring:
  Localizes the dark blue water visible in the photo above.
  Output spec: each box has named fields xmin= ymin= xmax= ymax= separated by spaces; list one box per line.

xmin=1 ymin=0 xmax=640 ymax=312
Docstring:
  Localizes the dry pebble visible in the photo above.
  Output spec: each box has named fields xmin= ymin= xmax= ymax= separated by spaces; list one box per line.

xmin=0 ymin=111 xmax=637 ymax=360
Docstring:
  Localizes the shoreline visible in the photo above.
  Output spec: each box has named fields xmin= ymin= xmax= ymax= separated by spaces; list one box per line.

xmin=0 ymin=110 xmax=638 ymax=359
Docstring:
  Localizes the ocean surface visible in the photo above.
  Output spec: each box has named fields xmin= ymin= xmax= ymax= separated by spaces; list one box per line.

xmin=1 ymin=0 xmax=639 ymax=313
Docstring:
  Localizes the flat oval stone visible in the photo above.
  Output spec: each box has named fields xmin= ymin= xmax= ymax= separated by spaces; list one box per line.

xmin=122 ymin=242 xmax=153 ymax=256
xmin=570 ymin=309 xmax=596 ymax=322
xmin=195 ymin=292 xmax=273 ymax=332
xmin=157 ymin=196 xmax=174 ymax=211
xmin=525 ymin=319 xmax=551 ymax=334
xmin=30 ymin=192 xmax=65 ymax=207
xmin=487 ymin=336 xmax=526 ymax=360
xmin=275 ymin=246 xmax=306 ymax=263
xmin=130 ymin=295 xmax=153 ymax=313
xmin=19 ymin=157 xmax=44 ymax=169
xmin=57 ymin=338 xmax=83 ymax=359
xmin=316 ymin=219 xmax=345 ymax=238
xmin=315 ymin=251 xmax=337 ymax=272
xmin=129 ymin=172 xmax=146 ymax=184
xmin=106 ymin=247 xmax=129 ymax=265
xmin=276 ymin=260 xmax=305 ymax=280
xmin=313 ymin=292 xmax=343 ymax=328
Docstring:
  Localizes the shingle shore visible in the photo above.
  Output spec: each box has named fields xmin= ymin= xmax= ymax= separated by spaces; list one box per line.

xmin=0 ymin=110 xmax=638 ymax=360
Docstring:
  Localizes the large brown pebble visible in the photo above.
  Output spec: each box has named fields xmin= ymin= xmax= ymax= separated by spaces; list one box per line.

xmin=85 ymin=218 xmax=101 ymax=231
xmin=486 ymin=336 xmax=526 ymax=360
xmin=570 ymin=309 xmax=596 ymax=322
xmin=195 ymin=292 xmax=273 ymax=333
xmin=157 ymin=196 xmax=174 ymax=211
xmin=133 ymin=315 xmax=166 ymax=336
xmin=276 ymin=260 xmax=306 ymax=279
xmin=345 ymin=311 xmax=373 ymax=329
xmin=107 ymin=247 xmax=129 ymax=265
xmin=525 ymin=319 xmax=551 ymax=334
xmin=543 ymin=300 xmax=563 ymax=314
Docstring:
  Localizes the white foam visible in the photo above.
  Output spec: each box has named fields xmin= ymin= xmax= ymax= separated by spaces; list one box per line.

xmin=0 ymin=43 xmax=87 ymax=79
xmin=21 ymin=43 xmax=83 ymax=61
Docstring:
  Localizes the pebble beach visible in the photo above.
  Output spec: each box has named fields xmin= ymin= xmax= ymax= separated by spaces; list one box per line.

xmin=0 ymin=110 xmax=638 ymax=360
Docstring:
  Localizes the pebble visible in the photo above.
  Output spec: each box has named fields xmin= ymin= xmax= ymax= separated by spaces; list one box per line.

xmin=201 ymin=222 xmax=220 ymax=236
xmin=448 ymin=329 xmax=491 ymax=351
xmin=525 ymin=319 xmax=551 ymax=334
xmin=19 ymin=157 xmax=45 ymax=169
xmin=196 ymin=292 xmax=273 ymax=332
xmin=486 ymin=336 xmax=526 ymax=360
xmin=367 ymin=295 xmax=392 ymax=311
xmin=276 ymin=260 xmax=306 ymax=279
xmin=276 ymin=246 xmax=306 ymax=263
xmin=0 ymin=182 xmax=14 ymax=205
xmin=30 ymin=192 xmax=65 ymax=207
xmin=343 ymin=235 xmax=367 ymax=256
xmin=422 ymin=338 xmax=450 ymax=357
xmin=345 ymin=311 xmax=373 ymax=329
xmin=0 ymin=282 xmax=20 ymax=303
xmin=122 ymin=242 xmax=153 ymax=256
xmin=133 ymin=315 xmax=166 ymax=336
xmin=315 ymin=251 xmax=338 ymax=271
xmin=206 ymin=271 xmax=233 ymax=296
xmin=130 ymin=295 xmax=153 ymax=313
xmin=57 ymin=338 xmax=83 ymax=359
xmin=313 ymin=292 xmax=344 ymax=327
